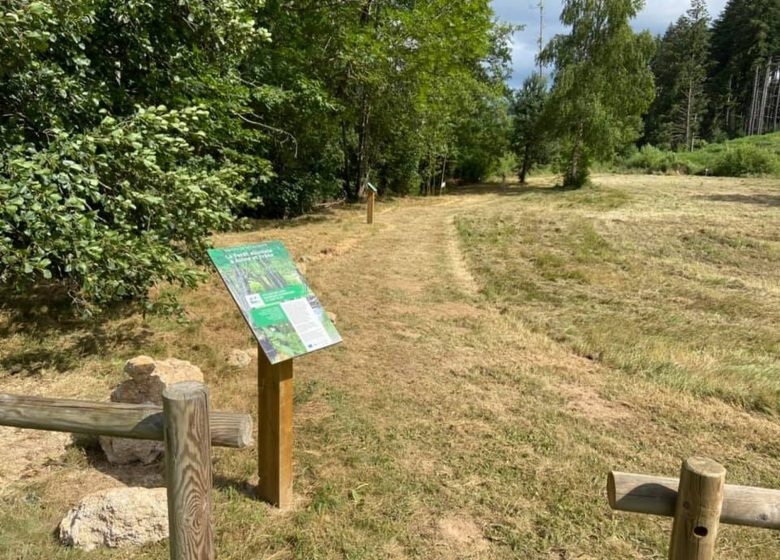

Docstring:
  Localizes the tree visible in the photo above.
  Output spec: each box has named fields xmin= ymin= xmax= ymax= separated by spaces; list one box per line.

xmin=708 ymin=0 xmax=780 ymax=137
xmin=252 ymin=0 xmax=514 ymax=198
xmin=645 ymin=1 xmax=710 ymax=150
xmin=0 ymin=0 xmax=269 ymax=313
xmin=541 ymin=0 xmax=655 ymax=188
xmin=495 ymin=152 xmax=518 ymax=185
xmin=511 ymin=74 xmax=549 ymax=183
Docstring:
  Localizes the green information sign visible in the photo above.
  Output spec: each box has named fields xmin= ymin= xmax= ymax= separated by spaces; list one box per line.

xmin=208 ymin=242 xmax=342 ymax=364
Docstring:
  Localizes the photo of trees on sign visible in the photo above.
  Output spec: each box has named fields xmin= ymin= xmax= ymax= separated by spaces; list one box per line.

xmin=209 ymin=242 xmax=341 ymax=363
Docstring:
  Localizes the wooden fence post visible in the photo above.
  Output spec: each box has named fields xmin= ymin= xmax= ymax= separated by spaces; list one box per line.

xmin=257 ymin=349 xmax=294 ymax=508
xmin=668 ymin=457 xmax=726 ymax=560
xmin=163 ymin=382 xmax=214 ymax=560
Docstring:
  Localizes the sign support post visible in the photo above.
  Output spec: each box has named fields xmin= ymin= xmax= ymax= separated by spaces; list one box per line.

xmin=208 ymin=241 xmax=342 ymax=509
xmin=366 ymin=182 xmax=377 ymax=225
xmin=257 ymin=350 xmax=294 ymax=508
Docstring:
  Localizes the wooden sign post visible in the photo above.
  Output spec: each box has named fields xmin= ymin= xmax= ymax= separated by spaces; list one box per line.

xmin=366 ymin=182 xmax=377 ymax=225
xmin=208 ymin=242 xmax=342 ymax=509
xmin=257 ymin=352 xmax=294 ymax=508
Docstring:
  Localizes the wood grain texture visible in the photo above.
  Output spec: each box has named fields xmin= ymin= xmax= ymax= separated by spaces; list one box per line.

xmin=608 ymin=472 xmax=780 ymax=529
xmin=163 ymin=382 xmax=214 ymax=560
xmin=367 ymin=191 xmax=375 ymax=224
xmin=668 ymin=457 xmax=726 ymax=560
xmin=257 ymin=348 xmax=294 ymax=508
xmin=0 ymin=393 xmax=253 ymax=448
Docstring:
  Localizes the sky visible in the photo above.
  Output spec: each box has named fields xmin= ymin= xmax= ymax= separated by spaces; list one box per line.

xmin=492 ymin=0 xmax=729 ymax=86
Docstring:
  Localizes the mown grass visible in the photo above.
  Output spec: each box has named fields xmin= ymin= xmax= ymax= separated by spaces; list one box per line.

xmin=1 ymin=181 xmax=779 ymax=559
xmin=456 ymin=176 xmax=780 ymax=412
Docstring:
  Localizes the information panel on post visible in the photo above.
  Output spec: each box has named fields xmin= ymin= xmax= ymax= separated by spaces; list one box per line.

xmin=208 ymin=242 xmax=342 ymax=364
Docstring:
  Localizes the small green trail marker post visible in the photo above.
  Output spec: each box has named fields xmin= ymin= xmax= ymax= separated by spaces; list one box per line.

xmin=209 ymin=242 xmax=342 ymax=508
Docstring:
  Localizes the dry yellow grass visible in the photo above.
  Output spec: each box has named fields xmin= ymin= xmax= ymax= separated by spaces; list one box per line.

xmin=0 ymin=174 xmax=778 ymax=559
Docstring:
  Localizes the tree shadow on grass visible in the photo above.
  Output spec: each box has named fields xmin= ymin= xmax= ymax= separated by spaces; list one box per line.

xmin=444 ymin=182 xmax=571 ymax=197
xmin=696 ymin=193 xmax=780 ymax=207
xmin=0 ymin=286 xmax=153 ymax=376
xmin=62 ymin=434 xmax=257 ymax=498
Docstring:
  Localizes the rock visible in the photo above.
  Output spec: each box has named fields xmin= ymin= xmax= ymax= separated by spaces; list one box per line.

xmin=99 ymin=437 xmax=164 ymax=466
xmin=327 ymin=311 xmax=338 ymax=325
xmin=59 ymin=487 xmax=168 ymax=551
xmin=113 ymin=357 xmax=204 ymax=405
xmin=226 ymin=349 xmax=252 ymax=369
xmin=99 ymin=356 xmax=205 ymax=464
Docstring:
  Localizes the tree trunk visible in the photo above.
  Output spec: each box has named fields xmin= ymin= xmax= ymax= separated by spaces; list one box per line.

xmin=566 ymin=122 xmax=585 ymax=188
xmin=748 ymin=65 xmax=760 ymax=135
xmin=685 ymin=81 xmax=694 ymax=151
xmin=773 ymin=61 xmax=780 ymax=132
xmin=520 ymin=142 xmax=531 ymax=184
xmin=758 ymin=60 xmax=772 ymax=135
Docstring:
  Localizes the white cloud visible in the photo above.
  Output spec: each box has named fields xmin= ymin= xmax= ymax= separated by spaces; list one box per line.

xmin=494 ymin=0 xmax=729 ymax=86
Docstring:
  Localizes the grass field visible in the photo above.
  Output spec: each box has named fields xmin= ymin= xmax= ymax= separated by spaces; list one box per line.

xmin=0 ymin=174 xmax=778 ymax=559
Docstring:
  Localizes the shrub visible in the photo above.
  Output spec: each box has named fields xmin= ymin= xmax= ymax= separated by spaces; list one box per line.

xmin=625 ymin=145 xmax=678 ymax=173
xmin=711 ymin=146 xmax=779 ymax=177
xmin=0 ymin=106 xmax=247 ymax=314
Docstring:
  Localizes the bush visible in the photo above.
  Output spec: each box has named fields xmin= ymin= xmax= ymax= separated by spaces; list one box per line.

xmin=711 ymin=146 xmax=779 ymax=177
xmin=625 ymin=145 xmax=678 ymax=173
xmin=258 ymin=174 xmax=342 ymax=219
xmin=0 ymin=106 xmax=246 ymax=314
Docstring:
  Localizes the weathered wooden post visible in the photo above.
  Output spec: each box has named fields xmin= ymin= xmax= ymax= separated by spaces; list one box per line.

xmin=668 ymin=457 xmax=726 ymax=560
xmin=606 ymin=456 xmax=780 ymax=559
xmin=163 ymin=382 xmax=214 ymax=560
xmin=257 ymin=351 xmax=294 ymax=508
xmin=366 ymin=182 xmax=377 ymax=224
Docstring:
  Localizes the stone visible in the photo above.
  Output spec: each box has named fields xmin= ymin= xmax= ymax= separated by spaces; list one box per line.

xmin=327 ymin=311 xmax=338 ymax=325
xmin=99 ymin=356 xmax=205 ymax=464
xmin=113 ymin=356 xmax=204 ymax=405
xmin=59 ymin=487 xmax=168 ymax=551
xmin=99 ymin=437 xmax=164 ymax=466
xmin=226 ymin=349 xmax=252 ymax=369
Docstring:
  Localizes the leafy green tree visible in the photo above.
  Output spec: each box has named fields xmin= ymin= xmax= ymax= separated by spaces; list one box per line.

xmin=541 ymin=0 xmax=656 ymax=188
xmin=252 ymin=0 xmax=513 ymax=197
xmin=511 ymin=74 xmax=549 ymax=183
xmin=0 ymin=0 xmax=269 ymax=312
xmin=645 ymin=0 xmax=710 ymax=150
xmin=495 ymin=152 xmax=518 ymax=185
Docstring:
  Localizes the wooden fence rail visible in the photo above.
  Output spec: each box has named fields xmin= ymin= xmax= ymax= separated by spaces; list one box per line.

xmin=608 ymin=457 xmax=780 ymax=560
xmin=0 ymin=383 xmax=251 ymax=560
xmin=0 ymin=393 xmax=252 ymax=448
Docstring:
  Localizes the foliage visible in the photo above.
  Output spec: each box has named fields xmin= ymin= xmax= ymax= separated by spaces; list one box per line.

xmin=495 ymin=152 xmax=518 ymax=184
xmin=510 ymin=73 xmax=550 ymax=183
xmin=251 ymin=0 xmax=514 ymax=200
xmin=644 ymin=0 xmax=711 ymax=150
xmin=711 ymin=146 xmax=779 ymax=177
xmin=541 ymin=0 xmax=656 ymax=188
xmin=0 ymin=0 xmax=269 ymax=312
xmin=708 ymin=0 xmax=780 ymax=137
xmin=0 ymin=0 xmax=512 ymax=311
xmin=620 ymin=131 xmax=780 ymax=177
xmin=624 ymin=145 xmax=694 ymax=174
